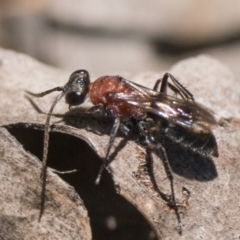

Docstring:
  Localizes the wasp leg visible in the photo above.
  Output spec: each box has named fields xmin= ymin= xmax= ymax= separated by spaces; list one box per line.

xmin=138 ymin=119 xmax=182 ymax=234
xmin=154 ymin=73 xmax=194 ymax=101
xmin=95 ymin=117 xmax=121 ymax=185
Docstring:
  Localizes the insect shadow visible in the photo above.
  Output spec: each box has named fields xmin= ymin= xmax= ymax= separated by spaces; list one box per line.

xmin=26 ymin=95 xmax=218 ymax=183
xmin=164 ymin=137 xmax=218 ymax=181
xmin=63 ymin=106 xmax=218 ymax=182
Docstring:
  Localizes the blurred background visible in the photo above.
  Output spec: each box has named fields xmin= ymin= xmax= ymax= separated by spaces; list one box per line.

xmin=1 ymin=0 xmax=240 ymax=77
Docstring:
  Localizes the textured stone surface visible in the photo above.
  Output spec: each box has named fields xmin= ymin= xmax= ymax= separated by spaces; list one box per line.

xmin=0 ymin=127 xmax=91 ymax=240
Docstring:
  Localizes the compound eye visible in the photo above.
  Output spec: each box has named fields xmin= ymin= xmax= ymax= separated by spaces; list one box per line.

xmin=65 ymin=91 xmax=85 ymax=106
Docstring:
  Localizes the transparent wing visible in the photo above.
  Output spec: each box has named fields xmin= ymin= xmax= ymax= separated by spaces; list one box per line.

xmin=111 ymin=92 xmax=217 ymax=134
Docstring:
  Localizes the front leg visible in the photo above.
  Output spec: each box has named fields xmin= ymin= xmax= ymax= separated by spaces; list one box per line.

xmin=95 ymin=117 xmax=121 ymax=185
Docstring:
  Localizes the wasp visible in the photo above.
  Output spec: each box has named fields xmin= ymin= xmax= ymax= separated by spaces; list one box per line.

xmin=26 ymin=70 xmax=218 ymax=234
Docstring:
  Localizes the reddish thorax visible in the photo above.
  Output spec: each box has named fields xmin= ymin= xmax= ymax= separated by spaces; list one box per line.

xmin=89 ymin=76 xmax=144 ymax=119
